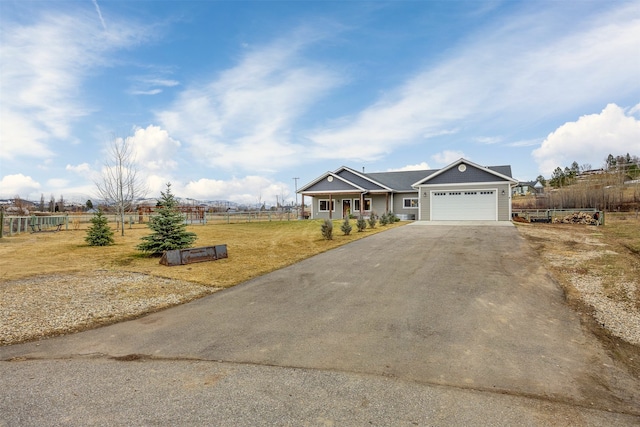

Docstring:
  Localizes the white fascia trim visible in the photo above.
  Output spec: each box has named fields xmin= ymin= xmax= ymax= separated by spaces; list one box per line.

xmin=300 ymin=190 xmax=366 ymax=195
xmin=417 ymin=181 xmax=511 ymax=188
xmin=298 ymin=172 xmax=367 ymax=193
xmin=412 ymin=158 xmax=517 ymax=187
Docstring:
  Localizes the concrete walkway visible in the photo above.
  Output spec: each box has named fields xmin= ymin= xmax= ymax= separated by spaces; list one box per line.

xmin=1 ymin=224 xmax=638 ymax=426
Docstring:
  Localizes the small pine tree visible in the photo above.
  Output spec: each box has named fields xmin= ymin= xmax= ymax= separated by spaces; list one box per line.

xmin=321 ymin=219 xmax=333 ymax=240
xmin=379 ymin=212 xmax=389 ymax=226
xmin=85 ymin=210 xmax=114 ymax=246
xmin=367 ymin=212 xmax=377 ymax=229
xmin=137 ymin=183 xmax=197 ymax=255
xmin=340 ymin=216 xmax=352 ymax=235
xmin=356 ymin=216 xmax=367 ymax=232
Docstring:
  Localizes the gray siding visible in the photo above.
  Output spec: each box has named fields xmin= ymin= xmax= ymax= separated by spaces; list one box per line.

xmin=418 ymin=183 xmax=512 ymax=221
xmin=392 ymin=192 xmax=419 ymax=219
xmin=304 ymin=177 xmax=359 ymax=192
xmin=428 ymin=165 xmax=503 ymax=185
xmin=308 ymin=194 xmax=390 ymax=220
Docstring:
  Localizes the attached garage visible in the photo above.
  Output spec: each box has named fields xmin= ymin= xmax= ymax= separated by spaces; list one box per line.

xmin=430 ymin=189 xmax=497 ymax=221
xmin=414 ymin=159 xmax=517 ymax=222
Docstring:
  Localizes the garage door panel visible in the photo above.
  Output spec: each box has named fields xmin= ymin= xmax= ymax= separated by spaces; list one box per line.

xmin=431 ymin=190 xmax=496 ymax=221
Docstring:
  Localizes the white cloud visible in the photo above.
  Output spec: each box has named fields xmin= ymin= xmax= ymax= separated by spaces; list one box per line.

xmin=307 ymin=3 xmax=640 ymax=159
xmin=47 ymin=178 xmax=69 ymax=189
xmin=432 ymin=150 xmax=466 ymax=165
xmin=0 ymin=6 xmax=151 ymax=159
xmin=389 ymin=162 xmax=432 ymax=171
xmin=157 ymin=32 xmax=344 ymax=172
xmin=0 ymin=174 xmax=41 ymax=198
xmin=506 ymin=138 xmax=541 ymax=148
xmin=129 ymin=75 xmax=179 ymax=95
xmin=475 ymin=136 xmax=502 ymax=145
xmin=182 ymin=176 xmax=292 ymax=205
xmin=131 ymin=89 xmax=162 ymax=96
xmin=66 ymin=163 xmax=92 ymax=174
xmin=126 ymin=125 xmax=181 ymax=172
xmin=532 ymin=103 xmax=640 ymax=175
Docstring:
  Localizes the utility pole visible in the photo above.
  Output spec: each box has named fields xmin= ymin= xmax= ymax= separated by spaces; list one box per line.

xmin=293 ymin=177 xmax=299 ymax=217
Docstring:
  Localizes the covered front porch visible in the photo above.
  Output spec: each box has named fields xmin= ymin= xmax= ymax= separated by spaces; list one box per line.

xmin=300 ymin=192 xmax=392 ymax=220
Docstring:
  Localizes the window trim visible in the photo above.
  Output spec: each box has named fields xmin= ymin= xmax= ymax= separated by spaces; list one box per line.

xmin=318 ymin=199 xmax=335 ymax=212
xmin=403 ymin=197 xmax=419 ymax=209
xmin=353 ymin=198 xmax=372 ymax=212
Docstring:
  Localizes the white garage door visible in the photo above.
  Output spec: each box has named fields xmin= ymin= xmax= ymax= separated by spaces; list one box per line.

xmin=431 ymin=190 xmax=497 ymax=221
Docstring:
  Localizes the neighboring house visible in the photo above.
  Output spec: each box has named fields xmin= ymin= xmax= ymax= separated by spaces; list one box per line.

xmin=513 ymin=180 xmax=543 ymax=196
xmin=298 ymin=158 xmax=518 ymax=222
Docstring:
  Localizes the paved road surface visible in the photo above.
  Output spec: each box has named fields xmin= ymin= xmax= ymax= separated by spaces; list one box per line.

xmin=1 ymin=223 xmax=639 ymax=426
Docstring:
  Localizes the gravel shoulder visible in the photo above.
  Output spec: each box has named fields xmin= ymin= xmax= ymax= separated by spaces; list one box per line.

xmin=516 ymin=221 xmax=640 ymax=376
xmin=0 ymin=271 xmax=218 ymax=345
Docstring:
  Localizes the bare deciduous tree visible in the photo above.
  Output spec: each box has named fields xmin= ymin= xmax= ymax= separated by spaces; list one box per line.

xmin=95 ymin=135 xmax=147 ymax=236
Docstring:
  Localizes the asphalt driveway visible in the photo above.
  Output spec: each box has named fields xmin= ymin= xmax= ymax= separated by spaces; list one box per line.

xmin=1 ymin=223 xmax=639 ymax=425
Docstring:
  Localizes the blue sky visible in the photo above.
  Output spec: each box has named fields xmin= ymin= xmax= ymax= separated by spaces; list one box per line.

xmin=1 ymin=0 xmax=639 ymax=205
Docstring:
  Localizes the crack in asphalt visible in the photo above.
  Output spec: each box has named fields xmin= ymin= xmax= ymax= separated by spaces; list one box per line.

xmin=4 ymin=352 xmax=639 ymax=418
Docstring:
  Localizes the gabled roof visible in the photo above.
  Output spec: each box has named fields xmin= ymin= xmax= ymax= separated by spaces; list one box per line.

xmin=412 ymin=158 xmax=517 ymax=187
xmin=298 ymin=158 xmax=517 ymax=195
xmin=336 ymin=167 xmax=393 ymax=192
xmin=367 ymin=169 xmax=438 ymax=191
xmin=297 ymin=170 xmax=367 ymax=193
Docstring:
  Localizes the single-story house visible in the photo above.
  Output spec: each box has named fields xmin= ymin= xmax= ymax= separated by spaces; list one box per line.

xmin=513 ymin=180 xmax=544 ymax=196
xmin=297 ymin=158 xmax=518 ymax=221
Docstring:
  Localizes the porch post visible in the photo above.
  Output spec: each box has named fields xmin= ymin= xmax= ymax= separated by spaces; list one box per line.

xmin=359 ymin=193 xmax=364 ymax=217
xmin=329 ymin=194 xmax=333 ymax=219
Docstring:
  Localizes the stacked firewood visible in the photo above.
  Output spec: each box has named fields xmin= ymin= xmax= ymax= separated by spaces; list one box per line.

xmin=552 ymin=212 xmax=599 ymax=225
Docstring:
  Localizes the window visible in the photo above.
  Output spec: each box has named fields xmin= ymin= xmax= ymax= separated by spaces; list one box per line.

xmin=319 ymin=199 xmax=335 ymax=212
xmin=403 ymin=198 xmax=419 ymax=208
xmin=353 ymin=198 xmax=372 ymax=211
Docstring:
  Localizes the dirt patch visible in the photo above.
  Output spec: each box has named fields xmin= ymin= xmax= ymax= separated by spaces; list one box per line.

xmin=516 ymin=215 xmax=640 ymax=378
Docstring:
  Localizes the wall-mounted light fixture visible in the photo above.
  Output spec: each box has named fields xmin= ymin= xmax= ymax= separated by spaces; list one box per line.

xmin=501 ymin=189 xmax=506 ymax=196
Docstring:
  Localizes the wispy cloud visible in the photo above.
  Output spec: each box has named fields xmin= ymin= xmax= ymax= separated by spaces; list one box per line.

xmin=307 ymin=3 xmax=640 ymax=161
xmin=432 ymin=150 xmax=466 ymax=165
xmin=156 ymin=29 xmax=345 ymax=172
xmin=129 ymin=75 xmax=180 ymax=95
xmin=92 ymin=0 xmax=107 ymax=31
xmin=0 ymin=5 xmax=151 ymax=160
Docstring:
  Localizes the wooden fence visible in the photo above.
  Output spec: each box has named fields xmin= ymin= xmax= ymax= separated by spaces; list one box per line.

xmin=1 ymin=211 xmax=301 ymax=237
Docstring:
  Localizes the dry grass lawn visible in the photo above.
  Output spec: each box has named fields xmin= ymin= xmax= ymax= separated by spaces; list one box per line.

xmin=1 ymin=218 xmax=405 ymax=345
xmin=0 ymin=219 xmax=403 ymax=287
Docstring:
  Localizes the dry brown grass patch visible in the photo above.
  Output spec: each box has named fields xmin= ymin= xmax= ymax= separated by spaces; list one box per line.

xmin=516 ymin=213 xmax=640 ymax=376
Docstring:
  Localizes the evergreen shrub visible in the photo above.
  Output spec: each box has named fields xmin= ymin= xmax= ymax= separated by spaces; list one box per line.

xmin=137 ymin=183 xmax=197 ymax=255
xmin=321 ymin=218 xmax=333 ymax=240
xmin=85 ymin=210 xmax=114 ymax=246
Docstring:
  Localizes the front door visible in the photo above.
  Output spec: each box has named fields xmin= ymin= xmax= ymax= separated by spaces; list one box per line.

xmin=342 ymin=199 xmax=351 ymax=218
